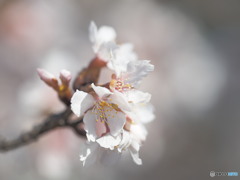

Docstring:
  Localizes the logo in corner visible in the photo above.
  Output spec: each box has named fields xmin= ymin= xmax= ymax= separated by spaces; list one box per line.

xmin=210 ymin=171 xmax=215 ymax=177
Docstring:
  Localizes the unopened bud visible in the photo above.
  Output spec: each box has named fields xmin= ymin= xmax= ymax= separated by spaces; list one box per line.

xmin=60 ymin=69 xmax=72 ymax=87
xmin=37 ymin=68 xmax=59 ymax=91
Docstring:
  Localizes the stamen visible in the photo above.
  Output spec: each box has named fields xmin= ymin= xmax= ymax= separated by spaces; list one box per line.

xmin=110 ymin=78 xmax=133 ymax=92
xmin=92 ymin=100 xmax=119 ymax=124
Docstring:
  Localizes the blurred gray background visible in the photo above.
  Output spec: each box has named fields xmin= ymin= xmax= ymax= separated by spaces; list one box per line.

xmin=0 ymin=0 xmax=239 ymax=179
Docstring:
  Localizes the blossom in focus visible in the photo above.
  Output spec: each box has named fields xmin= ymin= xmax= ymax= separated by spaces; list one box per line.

xmin=71 ymin=83 xmax=130 ymax=145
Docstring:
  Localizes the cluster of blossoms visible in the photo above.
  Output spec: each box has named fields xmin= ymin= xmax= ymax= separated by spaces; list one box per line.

xmin=38 ymin=22 xmax=154 ymax=166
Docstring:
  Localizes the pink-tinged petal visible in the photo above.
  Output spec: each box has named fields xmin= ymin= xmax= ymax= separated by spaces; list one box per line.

xmin=59 ymin=69 xmax=71 ymax=86
xmin=95 ymin=119 xmax=108 ymax=137
xmin=96 ymin=134 xmax=121 ymax=150
xmin=105 ymin=107 xmax=126 ymax=136
xmin=83 ymin=111 xmax=98 ymax=142
xmin=110 ymin=90 xmax=131 ymax=111
xmin=129 ymin=147 xmax=142 ymax=165
xmin=37 ymin=68 xmax=59 ymax=90
xmin=91 ymin=83 xmax=112 ymax=99
xmin=71 ymin=90 xmax=95 ymax=117
xmin=100 ymin=149 xmax=121 ymax=166
xmin=80 ymin=142 xmax=99 ymax=167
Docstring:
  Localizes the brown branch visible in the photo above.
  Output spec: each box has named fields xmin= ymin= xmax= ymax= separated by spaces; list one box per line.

xmin=0 ymin=57 xmax=105 ymax=152
xmin=0 ymin=108 xmax=85 ymax=152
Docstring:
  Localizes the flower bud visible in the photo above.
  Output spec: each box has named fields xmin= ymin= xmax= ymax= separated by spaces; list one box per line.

xmin=37 ymin=68 xmax=59 ymax=90
xmin=60 ymin=69 xmax=72 ymax=87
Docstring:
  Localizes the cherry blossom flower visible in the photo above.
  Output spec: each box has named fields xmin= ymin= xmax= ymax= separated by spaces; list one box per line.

xmin=110 ymin=60 xmax=154 ymax=92
xmin=89 ymin=21 xmax=117 ymax=61
xmin=71 ymin=83 xmax=131 ymax=142
xmin=75 ymin=86 xmax=153 ymax=165
xmin=107 ymin=43 xmax=138 ymax=75
xmin=73 ymin=22 xmax=155 ymax=166
xmin=89 ymin=21 xmax=138 ymax=70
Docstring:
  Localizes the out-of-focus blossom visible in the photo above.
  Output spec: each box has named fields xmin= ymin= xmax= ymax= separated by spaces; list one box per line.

xmin=80 ymin=142 xmax=121 ymax=167
xmin=89 ymin=21 xmax=139 ymax=75
xmin=89 ymin=21 xmax=117 ymax=61
xmin=79 ymin=119 xmax=148 ymax=166
xmin=107 ymin=43 xmax=137 ymax=76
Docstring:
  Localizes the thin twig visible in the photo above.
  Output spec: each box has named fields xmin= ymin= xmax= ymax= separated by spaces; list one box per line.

xmin=0 ymin=108 xmax=85 ymax=152
xmin=0 ymin=58 xmax=102 ymax=152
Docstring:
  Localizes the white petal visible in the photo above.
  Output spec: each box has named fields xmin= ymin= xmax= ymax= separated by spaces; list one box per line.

xmin=90 ymin=22 xmax=116 ymax=54
xmin=127 ymin=103 xmax=155 ymax=124
xmin=105 ymin=107 xmax=126 ymax=136
xmin=71 ymin=90 xmax=95 ymax=117
xmin=83 ymin=111 xmax=98 ymax=142
xmin=118 ymin=130 xmax=132 ymax=152
xmin=125 ymin=60 xmax=154 ymax=86
xmin=125 ymin=90 xmax=151 ymax=104
xmin=129 ymin=148 xmax=142 ymax=165
xmin=98 ymin=26 xmax=116 ymax=43
xmin=91 ymin=83 xmax=112 ymax=99
xmin=80 ymin=142 xmax=99 ymax=167
xmin=117 ymin=43 xmax=137 ymax=62
xmin=98 ymin=42 xmax=118 ymax=62
xmin=130 ymin=124 xmax=148 ymax=142
xmin=110 ymin=90 xmax=131 ymax=111
xmin=135 ymin=103 xmax=155 ymax=123
xmin=100 ymin=149 xmax=121 ymax=166
xmin=107 ymin=43 xmax=137 ymax=76
xmin=130 ymin=139 xmax=140 ymax=152
xmin=89 ymin=21 xmax=98 ymax=44
xmin=96 ymin=134 xmax=121 ymax=150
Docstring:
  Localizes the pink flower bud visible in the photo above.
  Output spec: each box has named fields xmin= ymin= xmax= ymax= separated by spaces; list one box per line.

xmin=37 ymin=68 xmax=59 ymax=90
xmin=59 ymin=69 xmax=72 ymax=87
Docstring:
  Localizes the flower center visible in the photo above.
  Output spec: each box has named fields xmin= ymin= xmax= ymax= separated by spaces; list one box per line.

xmin=92 ymin=100 xmax=119 ymax=124
xmin=110 ymin=79 xmax=132 ymax=92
